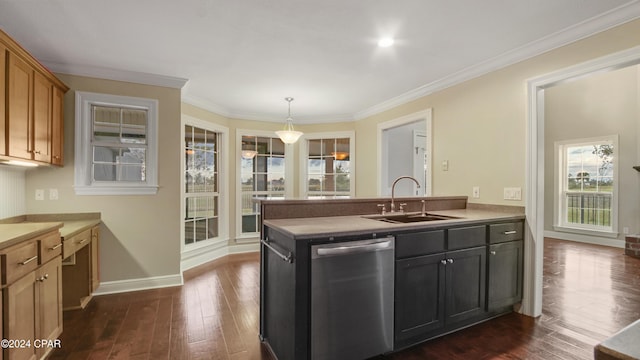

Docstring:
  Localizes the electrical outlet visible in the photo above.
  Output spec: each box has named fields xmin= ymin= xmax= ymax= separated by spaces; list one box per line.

xmin=442 ymin=160 xmax=449 ymax=171
xmin=35 ymin=189 xmax=44 ymax=201
xmin=49 ymin=188 xmax=59 ymax=200
xmin=472 ymin=186 xmax=480 ymax=198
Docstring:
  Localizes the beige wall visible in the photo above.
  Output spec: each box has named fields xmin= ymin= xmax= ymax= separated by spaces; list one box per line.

xmin=543 ymin=66 xmax=640 ymax=237
xmin=25 ymin=74 xmax=183 ymax=283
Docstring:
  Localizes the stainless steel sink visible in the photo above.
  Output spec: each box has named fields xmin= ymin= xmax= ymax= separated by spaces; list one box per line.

xmin=367 ymin=213 xmax=460 ymax=224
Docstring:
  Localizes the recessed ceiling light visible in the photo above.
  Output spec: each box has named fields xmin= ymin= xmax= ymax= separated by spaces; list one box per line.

xmin=378 ymin=37 xmax=394 ymax=47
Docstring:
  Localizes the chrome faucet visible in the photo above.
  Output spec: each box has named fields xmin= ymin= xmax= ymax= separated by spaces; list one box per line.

xmin=390 ymin=176 xmax=421 ymax=213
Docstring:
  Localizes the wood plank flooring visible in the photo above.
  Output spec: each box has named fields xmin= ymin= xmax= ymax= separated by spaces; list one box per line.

xmin=50 ymin=238 xmax=640 ymax=359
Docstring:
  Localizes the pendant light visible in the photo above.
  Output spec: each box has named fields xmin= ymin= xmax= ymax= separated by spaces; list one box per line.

xmin=275 ymin=97 xmax=303 ymax=144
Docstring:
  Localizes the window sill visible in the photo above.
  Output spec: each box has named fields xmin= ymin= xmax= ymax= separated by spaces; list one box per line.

xmin=74 ymin=185 xmax=158 ymax=196
xmin=553 ymin=225 xmax=618 ymax=239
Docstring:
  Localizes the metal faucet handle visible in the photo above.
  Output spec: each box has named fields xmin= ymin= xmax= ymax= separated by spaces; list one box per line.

xmin=377 ymin=204 xmax=387 ymax=215
xmin=398 ymin=203 xmax=407 ymax=212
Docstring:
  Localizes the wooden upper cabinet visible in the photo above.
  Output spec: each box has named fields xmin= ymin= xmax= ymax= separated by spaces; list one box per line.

xmin=0 ymin=43 xmax=6 ymax=157
xmin=51 ymin=86 xmax=64 ymax=165
xmin=7 ymin=52 xmax=33 ymax=160
xmin=33 ymin=72 xmax=53 ymax=163
xmin=1 ymin=28 xmax=69 ymax=166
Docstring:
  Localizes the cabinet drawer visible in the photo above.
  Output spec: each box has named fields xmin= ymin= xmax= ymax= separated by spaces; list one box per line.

xmin=447 ymin=225 xmax=486 ymax=250
xmin=63 ymin=229 xmax=91 ymax=259
xmin=1 ymin=240 xmax=38 ymax=285
xmin=489 ymin=222 xmax=524 ymax=243
xmin=39 ymin=230 xmax=63 ymax=264
xmin=396 ymin=230 xmax=445 ymax=258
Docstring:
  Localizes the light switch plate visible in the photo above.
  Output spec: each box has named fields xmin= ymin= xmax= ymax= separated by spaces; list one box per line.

xmin=49 ymin=189 xmax=59 ymax=200
xmin=472 ymin=186 xmax=480 ymax=198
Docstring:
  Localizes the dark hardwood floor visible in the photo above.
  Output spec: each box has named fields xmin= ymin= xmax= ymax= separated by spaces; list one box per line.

xmin=50 ymin=238 xmax=640 ymax=359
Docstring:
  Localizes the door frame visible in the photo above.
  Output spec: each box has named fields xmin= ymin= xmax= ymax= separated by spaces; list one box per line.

xmin=524 ymin=45 xmax=640 ymax=317
xmin=377 ymin=109 xmax=433 ymax=196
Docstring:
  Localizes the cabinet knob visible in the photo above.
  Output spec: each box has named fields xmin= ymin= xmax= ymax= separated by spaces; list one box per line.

xmin=440 ymin=260 xmax=447 ymax=265
xmin=37 ymin=274 xmax=49 ymax=282
xmin=490 ymin=251 xmax=497 ymax=255
xmin=447 ymin=258 xmax=454 ymax=264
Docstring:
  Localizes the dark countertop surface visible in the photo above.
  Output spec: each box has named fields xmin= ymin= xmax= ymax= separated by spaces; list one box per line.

xmin=264 ymin=207 xmax=525 ymax=240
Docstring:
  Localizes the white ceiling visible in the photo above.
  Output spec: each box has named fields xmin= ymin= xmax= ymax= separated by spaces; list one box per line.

xmin=1 ymin=0 xmax=639 ymax=123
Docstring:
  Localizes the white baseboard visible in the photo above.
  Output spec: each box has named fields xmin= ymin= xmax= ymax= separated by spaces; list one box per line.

xmin=93 ymin=273 xmax=184 ymax=296
xmin=93 ymin=241 xmax=260 ymax=296
xmin=544 ymin=230 xmax=625 ymax=248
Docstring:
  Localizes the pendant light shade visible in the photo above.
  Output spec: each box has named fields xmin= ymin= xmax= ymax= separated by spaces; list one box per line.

xmin=275 ymin=97 xmax=303 ymax=144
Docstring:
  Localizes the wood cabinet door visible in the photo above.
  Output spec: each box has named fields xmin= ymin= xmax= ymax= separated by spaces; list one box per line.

xmin=445 ymin=246 xmax=486 ymax=325
xmin=7 ymin=53 xmax=33 ymax=160
xmin=91 ymin=226 xmax=100 ymax=292
xmin=488 ymin=240 xmax=523 ymax=310
xmin=3 ymin=271 xmax=37 ymax=360
xmin=0 ymin=43 xmax=6 ymax=157
xmin=51 ymin=86 xmax=65 ymax=165
xmin=32 ymin=72 xmax=53 ymax=163
xmin=394 ymin=252 xmax=446 ymax=345
xmin=36 ymin=257 xmax=63 ymax=359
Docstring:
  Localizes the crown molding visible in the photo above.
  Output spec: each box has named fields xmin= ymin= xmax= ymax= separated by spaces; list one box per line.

xmin=182 ymin=94 xmax=355 ymax=124
xmin=354 ymin=1 xmax=640 ymax=120
xmin=42 ymin=61 xmax=189 ymax=89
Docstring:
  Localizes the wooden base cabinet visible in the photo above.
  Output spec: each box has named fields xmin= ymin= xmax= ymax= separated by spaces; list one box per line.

xmin=488 ymin=241 xmax=523 ymax=310
xmin=2 ymin=230 xmax=63 ymax=360
xmin=35 ymin=257 xmax=62 ymax=359
xmin=3 ymin=271 xmax=37 ymax=360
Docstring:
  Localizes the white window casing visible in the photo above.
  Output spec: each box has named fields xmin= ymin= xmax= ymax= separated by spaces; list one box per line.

xmin=74 ymin=91 xmax=158 ymax=195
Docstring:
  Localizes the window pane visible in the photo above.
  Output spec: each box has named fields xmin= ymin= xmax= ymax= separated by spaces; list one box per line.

xmin=240 ymin=134 xmax=286 ymax=235
xmin=305 ymin=136 xmax=352 ymax=198
xmin=121 ymin=109 xmax=147 ymax=144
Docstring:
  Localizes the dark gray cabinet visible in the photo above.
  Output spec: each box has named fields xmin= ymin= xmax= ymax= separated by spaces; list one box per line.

xmin=394 ymin=226 xmax=487 ymax=349
xmin=395 ymin=252 xmax=446 ymax=343
xmin=488 ymin=222 xmax=524 ymax=311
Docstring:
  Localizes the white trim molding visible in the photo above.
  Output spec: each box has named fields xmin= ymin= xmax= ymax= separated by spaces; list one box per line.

xmin=93 ymin=273 xmax=183 ymax=296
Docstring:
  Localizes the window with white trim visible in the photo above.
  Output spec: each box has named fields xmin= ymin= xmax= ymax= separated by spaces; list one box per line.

xmin=238 ymin=133 xmax=287 ymax=236
xmin=302 ymin=132 xmax=355 ymax=199
xmin=184 ymin=124 xmax=221 ymax=245
xmin=74 ymin=91 xmax=158 ymax=195
xmin=555 ymin=136 xmax=618 ymax=235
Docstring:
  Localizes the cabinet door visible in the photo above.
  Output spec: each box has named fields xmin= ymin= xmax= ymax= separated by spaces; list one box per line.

xmin=51 ymin=86 xmax=65 ymax=166
xmin=32 ymin=72 xmax=53 ymax=163
xmin=91 ymin=226 xmax=100 ymax=292
xmin=445 ymin=246 xmax=486 ymax=325
xmin=36 ymin=257 xmax=63 ymax=359
xmin=394 ymin=252 xmax=446 ymax=345
xmin=488 ymin=240 xmax=523 ymax=310
xmin=7 ymin=53 xmax=33 ymax=160
xmin=0 ymin=43 xmax=6 ymax=156
xmin=3 ymin=271 xmax=37 ymax=360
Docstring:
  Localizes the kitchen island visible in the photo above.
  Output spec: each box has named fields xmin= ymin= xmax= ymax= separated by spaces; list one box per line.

xmin=259 ymin=197 xmax=525 ymax=360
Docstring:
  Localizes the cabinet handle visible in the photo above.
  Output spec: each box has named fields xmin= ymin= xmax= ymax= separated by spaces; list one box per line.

xmin=37 ymin=274 xmax=49 ymax=282
xmin=50 ymin=243 xmax=63 ymax=250
xmin=78 ymin=238 xmax=88 ymax=245
xmin=447 ymin=258 xmax=454 ymax=264
xmin=20 ymin=255 xmax=38 ymax=265
xmin=490 ymin=251 xmax=497 ymax=255
xmin=440 ymin=260 xmax=447 ymax=265
xmin=34 ymin=150 xmax=42 ymax=154
xmin=503 ymin=230 xmax=517 ymax=235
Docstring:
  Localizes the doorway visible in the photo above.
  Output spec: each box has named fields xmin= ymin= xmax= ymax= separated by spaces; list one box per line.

xmin=378 ymin=109 xmax=433 ymax=196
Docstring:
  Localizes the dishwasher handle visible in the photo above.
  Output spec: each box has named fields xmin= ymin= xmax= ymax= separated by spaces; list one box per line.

xmin=315 ymin=238 xmax=393 ymax=257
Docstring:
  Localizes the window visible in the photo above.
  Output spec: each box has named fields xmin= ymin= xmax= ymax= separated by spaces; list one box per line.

xmin=238 ymin=132 xmax=287 ymax=237
xmin=183 ymin=124 xmax=223 ymax=246
xmin=74 ymin=91 xmax=158 ymax=195
xmin=302 ymin=132 xmax=355 ymax=198
xmin=555 ymin=136 xmax=618 ymax=235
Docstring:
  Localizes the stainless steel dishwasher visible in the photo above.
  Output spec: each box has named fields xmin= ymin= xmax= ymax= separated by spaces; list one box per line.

xmin=311 ymin=236 xmax=395 ymax=360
